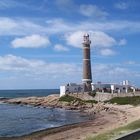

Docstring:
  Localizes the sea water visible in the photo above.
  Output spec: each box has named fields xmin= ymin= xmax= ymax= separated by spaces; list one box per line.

xmin=0 ymin=89 xmax=90 ymax=137
xmin=0 ymin=89 xmax=59 ymax=98
xmin=0 ymin=103 xmax=89 ymax=137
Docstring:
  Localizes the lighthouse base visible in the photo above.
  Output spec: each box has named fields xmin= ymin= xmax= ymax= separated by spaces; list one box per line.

xmin=82 ymin=79 xmax=92 ymax=92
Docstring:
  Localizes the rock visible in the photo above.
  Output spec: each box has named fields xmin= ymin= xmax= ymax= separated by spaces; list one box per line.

xmin=4 ymin=94 xmax=103 ymax=111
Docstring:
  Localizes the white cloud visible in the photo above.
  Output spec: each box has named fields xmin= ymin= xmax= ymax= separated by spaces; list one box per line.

xmin=0 ymin=0 xmax=22 ymax=9
xmin=0 ymin=17 xmax=47 ymax=36
xmin=100 ymin=49 xmax=116 ymax=56
xmin=54 ymin=44 xmax=69 ymax=52
xmin=0 ymin=0 xmax=39 ymax=11
xmin=65 ymin=31 xmax=117 ymax=48
xmin=0 ymin=54 xmax=139 ymax=88
xmin=118 ymin=39 xmax=127 ymax=46
xmin=0 ymin=54 xmax=45 ymax=71
xmin=0 ymin=17 xmax=140 ymax=36
xmin=0 ymin=18 xmax=17 ymax=30
xmin=124 ymin=61 xmax=136 ymax=65
xmin=91 ymin=31 xmax=117 ymax=47
xmin=0 ymin=54 xmax=82 ymax=88
xmin=0 ymin=54 xmax=81 ymax=78
xmin=115 ymin=2 xmax=129 ymax=10
xmin=79 ymin=4 xmax=108 ymax=17
xmin=45 ymin=18 xmax=74 ymax=34
xmin=55 ymin=0 xmax=75 ymax=10
xmin=55 ymin=1 xmax=108 ymax=18
xmin=77 ymin=20 xmax=140 ymax=34
xmin=92 ymin=63 xmax=140 ymax=85
xmin=11 ymin=34 xmax=50 ymax=48
xmin=65 ymin=31 xmax=83 ymax=48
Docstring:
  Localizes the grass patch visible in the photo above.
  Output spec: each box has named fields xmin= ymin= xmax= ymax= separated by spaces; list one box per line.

xmin=86 ymin=119 xmax=140 ymax=140
xmin=59 ymin=94 xmax=78 ymax=102
xmin=59 ymin=95 xmax=86 ymax=106
xmin=105 ymin=96 xmax=140 ymax=106
xmin=59 ymin=95 xmax=98 ymax=105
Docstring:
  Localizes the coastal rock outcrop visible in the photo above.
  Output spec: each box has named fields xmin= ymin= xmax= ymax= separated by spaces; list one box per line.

xmin=3 ymin=93 xmax=98 ymax=110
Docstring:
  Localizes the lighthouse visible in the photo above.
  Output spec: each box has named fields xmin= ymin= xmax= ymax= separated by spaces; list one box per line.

xmin=82 ymin=34 xmax=92 ymax=92
xmin=60 ymin=33 xmax=93 ymax=97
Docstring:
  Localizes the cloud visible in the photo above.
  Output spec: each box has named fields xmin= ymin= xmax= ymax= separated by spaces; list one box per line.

xmin=0 ymin=0 xmax=25 ymax=9
xmin=92 ymin=63 xmax=140 ymax=85
xmin=115 ymin=2 xmax=129 ymax=10
xmin=78 ymin=20 xmax=140 ymax=34
xmin=55 ymin=1 xmax=108 ymax=18
xmin=65 ymin=31 xmax=117 ymax=48
xmin=54 ymin=44 xmax=69 ymax=52
xmin=0 ymin=0 xmax=41 ymax=11
xmin=55 ymin=0 xmax=76 ymax=11
xmin=0 ymin=18 xmax=17 ymax=30
xmin=45 ymin=18 xmax=75 ymax=34
xmin=11 ymin=35 xmax=50 ymax=48
xmin=0 ymin=17 xmax=47 ymax=36
xmin=0 ymin=54 xmax=139 ymax=88
xmin=0 ymin=17 xmax=140 ymax=36
xmin=59 ymin=20 xmax=140 ymax=34
xmin=65 ymin=31 xmax=83 ymax=48
xmin=0 ymin=54 xmax=45 ymax=71
xmin=0 ymin=54 xmax=81 ymax=78
xmin=79 ymin=4 xmax=108 ymax=17
xmin=123 ymin=61 xmax=136 ymax=65
xmin=0 ymin=54 xmax=82 ymax=88
xmin=100 ymin=49 xmax=116 ymax=56
xmin=118 ymin=39 xmax=127 ymax=46
xmin=91 ymin=31 xmax=117 ymax=47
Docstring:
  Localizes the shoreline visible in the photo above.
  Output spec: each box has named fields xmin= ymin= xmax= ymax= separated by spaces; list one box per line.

xmin=0 ymin=94 xmax=97 ymax=111
xmin=1 ymin=94 xmax=140 ymax=139
xmin=0 ymin=119 xmax=96 ymax=140
xmin=0 ymin=112 xmax=105 ymax=140
xmin=1 ymin=104 xmax=140 ymax=140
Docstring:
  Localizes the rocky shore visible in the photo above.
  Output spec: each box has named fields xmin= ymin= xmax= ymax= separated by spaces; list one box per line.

xmin=1 ymin=93 xmax=140 ymax=140
xmin=3 ymin=94 xmax=60 ymax=107
xmin=1 ymin=93 xmax=111 ymax=113
xmin=1 ymin=103 xmax=140 ymax=140
xmin=1 ymin=92 xmax=140 ymax=115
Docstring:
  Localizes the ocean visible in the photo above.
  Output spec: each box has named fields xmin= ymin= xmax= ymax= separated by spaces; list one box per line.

xmin=0 ymin=89 xmax=90 ymax=137
xmin=0 ymin=89 xmax=59 ymax=98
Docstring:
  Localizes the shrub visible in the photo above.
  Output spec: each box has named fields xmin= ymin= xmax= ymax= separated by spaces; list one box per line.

xmin=88 ymin=90 xmax=96 ymax=97
xmin=85 ymin=100 xmax=98 ymax=104
xmin=105 ymin=96 xmax=140 ymax=106
xmin=59 ymin=95 xmax=98 ymax=105
xmin=59 ymin=94 xmax=84 ymax=103
xmin=59 ymin=95 xmax=76 ymax=102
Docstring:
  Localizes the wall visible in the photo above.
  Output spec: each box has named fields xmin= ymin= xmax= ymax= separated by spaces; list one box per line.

xmin=60 ymin=85 xmax=84 ymax=97
xmin=94 ymin=92 xmax=140 ymax=102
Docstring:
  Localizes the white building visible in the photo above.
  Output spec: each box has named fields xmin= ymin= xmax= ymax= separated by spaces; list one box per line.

xmin=60 ymin=83 xmax=84 ymax=97
xmin=92 ymin=80 xmax=135 ymax=94
xmin=60 ymin=81 xmax=136 ymax=97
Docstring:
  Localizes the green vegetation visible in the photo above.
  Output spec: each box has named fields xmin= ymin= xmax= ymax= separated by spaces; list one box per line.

xmin=88 ymin=90 xmax=96 ymax=97
xmin=105 ymin=96 xmax=140 ymax=106
xmin=59 ymin=94 xmax=79 ymax=102
xmin=86 ymin=119 xmax=140 ymax=140
xmin=59 ymin=94 xmax=86 ymax=105
xmin=59 ymin=95 xmax=97 ymax=104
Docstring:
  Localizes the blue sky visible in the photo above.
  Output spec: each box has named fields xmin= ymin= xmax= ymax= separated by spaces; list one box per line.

xmin=0 ymin=0 xmax=140 ymax=89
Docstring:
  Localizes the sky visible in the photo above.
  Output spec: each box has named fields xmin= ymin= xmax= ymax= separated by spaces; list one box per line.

xmin=0 ymin=0 xmax=140 ymax=89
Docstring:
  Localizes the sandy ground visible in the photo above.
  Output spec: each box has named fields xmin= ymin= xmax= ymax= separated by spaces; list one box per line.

xmin=15 ymin=105 xmax=140 ymax=140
